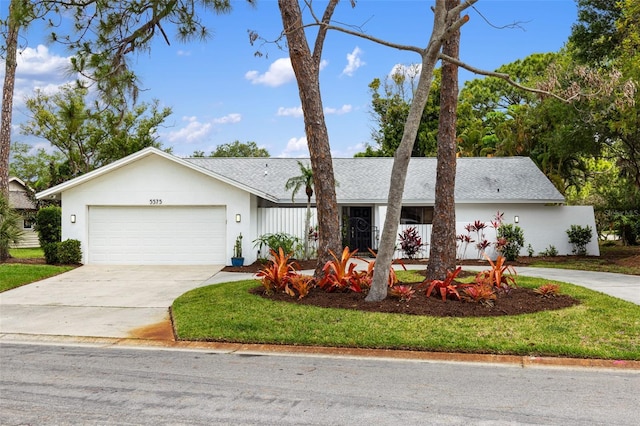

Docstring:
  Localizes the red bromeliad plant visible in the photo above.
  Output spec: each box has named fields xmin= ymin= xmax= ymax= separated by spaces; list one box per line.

xmin=318 ymin=246 xmax=367 ymax=292
xmin=421 ymin=266 xmax=463 ymax=302
xmin=461 ymin=283 xmax=497 ymax=306
xmin=534 ymin=283 xmax=561 ymax=298
xmin=288 ymin=274 xmax=315 ymax=299
xmin=475 ymin=254 xmax=517 ymax=293
xmin=389 ymin=285 xmax=416 ymax=302
xmin=362 ymin=248 xmax=407 ymax=287
xmin=256 ymin=247 xmax=300 ymax=295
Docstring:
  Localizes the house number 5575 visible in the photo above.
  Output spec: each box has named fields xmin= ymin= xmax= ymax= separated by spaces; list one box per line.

xmin=149 ymin=199 xmax=163 ymax=205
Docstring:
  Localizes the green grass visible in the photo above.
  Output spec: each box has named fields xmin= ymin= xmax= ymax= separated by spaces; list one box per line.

xmin=8 ymin=247 xmax=44 ymax=259
xmin=0 ymin=264 xmax=74 ymax=292
xmin=528 ymin=258 xmax=640 ymax=275
xmin=172 ymin=271 xmax=640 ymax=360
xmin=528 ymin=243 xmax=640 ymax=275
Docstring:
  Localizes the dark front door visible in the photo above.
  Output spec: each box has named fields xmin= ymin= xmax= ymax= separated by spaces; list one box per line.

xmin=347 ymin=207 xmax=373 ymax=253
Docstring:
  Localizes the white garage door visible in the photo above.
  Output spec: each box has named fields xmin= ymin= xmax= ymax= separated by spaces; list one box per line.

xmin=88 ymin=206 xmax=226 ymax=265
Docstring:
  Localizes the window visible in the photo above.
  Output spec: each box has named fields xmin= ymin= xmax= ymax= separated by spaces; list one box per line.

xmin=400 ymin=206 xmax=433 ymax=224
xmin=23 ymin=219 xmax=34 ymax=229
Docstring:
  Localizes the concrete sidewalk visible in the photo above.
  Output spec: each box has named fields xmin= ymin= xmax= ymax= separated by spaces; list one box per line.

xmin=459 ymin=265 xmax=640 ymax=305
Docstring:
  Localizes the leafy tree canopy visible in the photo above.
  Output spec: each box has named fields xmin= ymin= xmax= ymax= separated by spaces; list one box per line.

xmin=356 ymin=67 xmax=441 ymax=157
xmin=569 ymin=0 xmax=624 ymax=65
xmin=20 ymin=84 xmax=172 ymax=179
xmin=194 ymin=140 xmax=270 ymax=157
xmin=9 ymin=141 xmax=64 ymax=192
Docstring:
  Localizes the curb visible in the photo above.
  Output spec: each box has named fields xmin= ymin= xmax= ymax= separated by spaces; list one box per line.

xmin=2 ymin=333 xmax=639 ymax=371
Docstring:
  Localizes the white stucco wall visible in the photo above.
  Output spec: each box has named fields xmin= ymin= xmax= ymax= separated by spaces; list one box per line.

xmin=257 ymin=203 xmax=600 ymax=260
xmin=60 ymin=154 xmax=254 ymax=264
xmin=372 ymin=203 xmax=599 ymax=258
xmin=455 ymin=203 xmax=600 ymax=257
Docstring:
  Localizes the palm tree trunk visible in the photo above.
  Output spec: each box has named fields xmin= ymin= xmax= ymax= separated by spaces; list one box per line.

xmin=426 ymin=0 xmax=460 ymax=282
xmin=278 ymin=0 xmax=342 ymax=278
xmin=0 ymin=0 xmax=20 ymax=198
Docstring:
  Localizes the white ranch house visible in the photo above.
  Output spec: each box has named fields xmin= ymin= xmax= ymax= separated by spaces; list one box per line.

xmin=36 ymin=147 xmax=599 ymax=265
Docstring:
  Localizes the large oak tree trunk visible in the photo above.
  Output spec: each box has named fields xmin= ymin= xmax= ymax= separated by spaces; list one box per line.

xmin=278 ymin=0 xmax=342 ymax=278
xmin=366 ymin=4 xmax=451 ymax=302
xmin=426 ymin=0 xmax=460 ymax=282
xmin=0 ymin=0 xmax=20 ymax=198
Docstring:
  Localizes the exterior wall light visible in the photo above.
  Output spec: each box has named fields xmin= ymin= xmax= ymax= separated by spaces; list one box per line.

xmin=235 ymin=214 xmax=241 ymax=223
xmin=514 ymin=215 xmax=519 ymax=223
xmin=70 ymin=214 xmax=76 ymax=223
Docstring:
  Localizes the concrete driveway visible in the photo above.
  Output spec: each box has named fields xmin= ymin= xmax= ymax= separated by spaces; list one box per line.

xmin=0 ymin=265 xmax=223 ymax=339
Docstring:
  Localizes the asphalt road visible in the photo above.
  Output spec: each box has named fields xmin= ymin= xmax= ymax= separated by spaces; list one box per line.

xmin=1 ymin=342 xmax=638 ymax=425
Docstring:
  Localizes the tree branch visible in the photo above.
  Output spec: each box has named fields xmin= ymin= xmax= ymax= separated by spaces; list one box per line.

xmin=439 ymin=53 xmax=579 ymax=103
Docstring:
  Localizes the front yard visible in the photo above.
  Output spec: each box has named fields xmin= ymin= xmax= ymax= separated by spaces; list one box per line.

xmin=172 ymin=271 xmax=640 ymax=360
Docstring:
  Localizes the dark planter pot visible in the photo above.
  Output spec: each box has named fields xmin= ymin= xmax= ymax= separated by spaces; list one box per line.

xmin=231 ymin=257 xmax=245 ymax=267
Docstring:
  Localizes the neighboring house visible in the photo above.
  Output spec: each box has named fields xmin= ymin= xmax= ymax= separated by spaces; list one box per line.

xmin=36 ymin=147 xmax=599 ymax=265
xmin=8 ymin=177 xmax=39 ymax=248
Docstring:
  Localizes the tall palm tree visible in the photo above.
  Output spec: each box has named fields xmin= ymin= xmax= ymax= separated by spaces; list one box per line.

xmin=285 ymin=161 xmax=314 ymax=260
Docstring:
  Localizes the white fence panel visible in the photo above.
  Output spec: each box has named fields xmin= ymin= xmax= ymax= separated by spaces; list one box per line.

xmin=257 ymin=208 xmax=432 ymax=260
xmin=257 ymin=207 xmax=317 ymax=240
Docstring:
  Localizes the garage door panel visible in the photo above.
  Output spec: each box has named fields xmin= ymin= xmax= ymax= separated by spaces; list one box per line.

xmin=88 ymin=206 xmax=226 ymax=265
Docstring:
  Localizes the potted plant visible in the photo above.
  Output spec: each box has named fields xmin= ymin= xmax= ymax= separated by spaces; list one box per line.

xmin=231 ymin=233 xmax=244 ymax=267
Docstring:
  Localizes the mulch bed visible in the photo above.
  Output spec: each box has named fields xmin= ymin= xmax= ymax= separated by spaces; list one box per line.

xmin=249 ymin=283 xmax=579 ymax=318
xmin=226 ymin=257 xmax=590 ymax=318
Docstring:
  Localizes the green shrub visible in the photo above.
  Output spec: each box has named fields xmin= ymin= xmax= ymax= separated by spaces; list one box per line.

xmin=614 ymin=214 xmax=640 ymax=245
xmin=566 ymin=224 xmax=593 ymax=255
xmin=496 ymin=224 xmax=524 ymax=261
xmin=35 ymin=206 xmax=61 ymax=246
xmin=43 ymin=242 xmax=59 ymax=265
xmin=253 ymin=232 xmax=300 ymax=258
xmin=539 ymin=245 xmax=558 ymax=257
xmin=57 ymin=239 xmax=82 ymax=264
xmin=526 ymin=243 xmax=534 ymax=257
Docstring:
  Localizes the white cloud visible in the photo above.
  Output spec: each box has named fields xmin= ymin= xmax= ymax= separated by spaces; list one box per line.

xmin=245 ymin=58 xmax=295 ymax=87
xmin=324 ymin=104 xmax=352 ymax=115
xmin=331 ymin=142 xmax=365 ymax=158
xmin=0 ymin=45 xmax=76 ymax=108
xmin=280 ymin=136 xmax=309 ymax=157
xmin=165 ymin=113 xmax=241 ymax=144
xmin=277 ymin=104 xmax=351 ymax=118
xmin=213 ymin=113 xmax=241 ymax=124
xmin=16 ymin=45 xmax=71 ymax=78
xmin=277 ymin=106 xmax=303 ymax=117
xmin=177 ymin=50 xmax=191 ymax=56
xmin=389 ymin=63 xmax=422 ymax=81
xmin=245 ymin=58 xmax=328 ymax=87
xmin=166 ymin=116 xmax=212 ymax=143
xmin=342 ymin=47 xmax=365 ymax=76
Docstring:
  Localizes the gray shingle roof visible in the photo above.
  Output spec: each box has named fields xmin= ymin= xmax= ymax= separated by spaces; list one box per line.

xmin=8 ymin=177 xmax=36 ymax=210
xmin=185 ymin=156 xmax=564 ymax=204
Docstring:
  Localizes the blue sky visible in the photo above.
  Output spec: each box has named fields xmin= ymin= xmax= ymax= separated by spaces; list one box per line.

xmin=3 ymin=0 xmax=578 ymax=158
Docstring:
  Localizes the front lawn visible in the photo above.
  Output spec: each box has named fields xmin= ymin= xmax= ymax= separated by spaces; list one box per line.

xmin=524 ymin=243 xmax=640 ymax=275
xmin=8 ymin=247 xmax=44 ymax=259
xmin=172 ymin=271 xmax=640 ymax=360
xmin=0 ymin=264 xmax=74 ymax=292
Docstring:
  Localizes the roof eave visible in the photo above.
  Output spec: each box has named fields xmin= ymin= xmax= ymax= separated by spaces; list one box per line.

xmin=36 ymin=147 xmax=279 ymax=203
